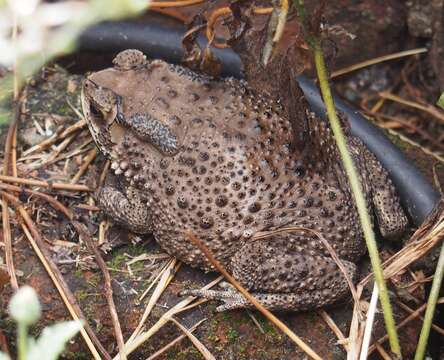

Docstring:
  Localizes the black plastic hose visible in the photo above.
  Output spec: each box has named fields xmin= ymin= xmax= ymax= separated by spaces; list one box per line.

xmin=78 ymin=14 xmax=440 ymax=225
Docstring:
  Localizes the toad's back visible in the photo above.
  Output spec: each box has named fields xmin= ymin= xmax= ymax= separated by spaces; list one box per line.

xmin=83 ymin=50 xmax=408 ymax=310
xmin=83 ymin=52 xmax=406 ymax=273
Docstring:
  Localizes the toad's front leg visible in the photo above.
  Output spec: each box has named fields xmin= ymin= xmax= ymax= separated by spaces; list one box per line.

xmin=97 ymin=185 xmax=153 ymax=234
xmin=182 ymin=233 xmax=357 ymax=311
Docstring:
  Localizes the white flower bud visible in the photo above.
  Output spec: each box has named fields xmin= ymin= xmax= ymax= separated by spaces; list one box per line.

xmin=0 ymin=352 xmax=11 ymax=360
xmin=9 ymin=286 xmax=41 ymax=325
xmin=7 ymin=0 xmax=40 ymax=17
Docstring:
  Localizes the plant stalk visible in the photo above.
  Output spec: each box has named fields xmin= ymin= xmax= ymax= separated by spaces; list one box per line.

xmin=17 ymin=323 xmax=27 ymax=360
xmin=414 ymin=241 xmax=444 ymax=360
xmin=312 ymin=39 xmax=402 ymax=357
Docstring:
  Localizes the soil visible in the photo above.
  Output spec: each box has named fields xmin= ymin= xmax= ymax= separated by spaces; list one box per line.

xmin=1 ymin=1 xmax=444 ymax=360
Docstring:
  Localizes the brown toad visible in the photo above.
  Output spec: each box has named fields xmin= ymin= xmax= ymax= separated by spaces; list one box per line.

xmin=81 ymin=49 xmax=408 ymax=311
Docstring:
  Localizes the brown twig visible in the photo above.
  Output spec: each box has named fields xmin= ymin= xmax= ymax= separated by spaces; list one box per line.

xmin=0 ymin=184 xmax=126 ymax=359
xmin=39 ymin=196 xmax=125 ymax=359
xmin=0 ymin=174 xmax=91 ymax=191
xmin=1 ymin=197 xmax=17 ymax=290
xmin=71 ymin=147 xmax=98 ymax=184
xmin=318 ymin=310 xmax=348 ymax=351
xmin=127 ymin=258 xmax=179 ymax=344
xmin=331 ymin=48 xmax=427 ymax=78
xmin=374 ymin=342 xmax=393 ymax=360
xmin=49 ymin=139 xmax=93 ymax=164
xmin=119 ymin=277 xmax=222 ymax=358
xmin=262 ymin=0 xmax=289 ymax=66
xmin=185 ymin=230 xmax=323 ymax=360
xmin=170 ymin=317 xmax=215 ymax=360
xmin=360 ymin=200 xmax=444 ymax=286
xmin=0 ymin=183 xmax=84 ymax=221
xmin=384 ymin=127 xmax=444 ymax=165
xmin=10 ymin=17 xmax=19 ymax=179
xmin=75 ymin=203 xmax=100 ymax=211
xmin=370 ymin=111 xmax=444 ymax=153
xmin=146 ymin=319 xmax=206 ymax=360
xmin=20 ymin=140 xmax=94 ymax=171
xmin=368 ymin=297 xmax=444 ymax=355
xmin=11 ymin=126 xmax=18 ymax=178
xmin=348 ymin=285 xmax=365 ymax=360
xmin=0 ymin=328 xmax=10 ymax=356
xmin=2 ymin=30 xmax=21 ymax=289
xmin=74 ymin=220 xmax=127 ymax=360
xmin=2 ymin=100 xmax=21 ymax=291
xmin=149 ymin=0 xmax=204 ymax=7
xmin=21 ymin=139 xmax=92 ymax=168
xmin=379 ymin=91 xmax=444 ymax=124
xmin=396 ymin=300 xmax=444 ymax=336
xmin=21 ymin=118 xmax=86 ymax=157
xmin=1 ymin=191 xmax=110 ymax=360
xmin=32 ymin=133 xmax=77 ymax=169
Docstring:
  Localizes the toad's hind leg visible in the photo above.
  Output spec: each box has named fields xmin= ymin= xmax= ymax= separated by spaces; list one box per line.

xmin=349 ymin=137 xmax=408 ymax=239
xmin=182 ymin=234 xmax=357 ymax=311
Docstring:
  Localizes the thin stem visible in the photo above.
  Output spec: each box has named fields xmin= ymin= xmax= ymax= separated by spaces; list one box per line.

xmin=312 ymin=39 xmax=402 ymax=357
xmin=17 ymin=323 xmax=27 ymax=360
xmin=293 ymin=0 xmax=307 ymax=31
xmin=414 ymin=242 xmax=444 ymax=360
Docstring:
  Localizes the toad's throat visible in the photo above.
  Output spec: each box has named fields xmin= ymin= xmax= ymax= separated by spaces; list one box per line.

xmin=109 ymin=122 xmax=125 ymax=146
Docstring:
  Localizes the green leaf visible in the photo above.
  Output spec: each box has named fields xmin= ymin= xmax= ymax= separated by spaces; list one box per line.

xmin=437 ymin=92 xmax=444 ymax=110
xmin=25 ymin=321 xmax=83 ymax=360
xmin=90 ymin=0 xmax=147 ymax=20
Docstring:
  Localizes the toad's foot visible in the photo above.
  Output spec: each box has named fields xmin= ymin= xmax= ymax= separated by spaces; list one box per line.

xmin=180 ymin=288 xmax=247 ymax=312
xmin=180 ymin=285 xmax=354 ymax=312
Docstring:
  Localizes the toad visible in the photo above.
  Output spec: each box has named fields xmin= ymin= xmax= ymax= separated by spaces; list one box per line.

xmin=81 ymin=49 xmax=408 ymax=311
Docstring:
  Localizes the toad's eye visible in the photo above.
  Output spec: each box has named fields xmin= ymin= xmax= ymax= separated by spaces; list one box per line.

xmin=89 ymin=103 xmax=108 ymax=127
xmin=90 ymin=103 xmax=101 ymax=117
